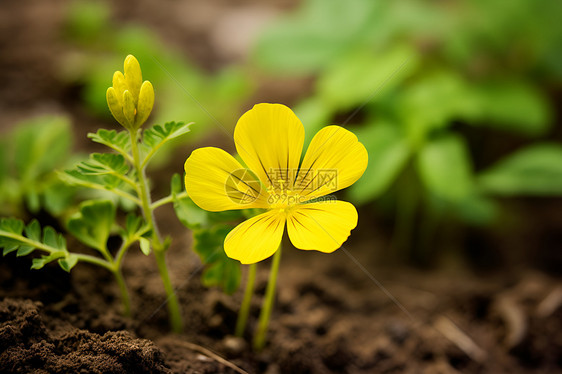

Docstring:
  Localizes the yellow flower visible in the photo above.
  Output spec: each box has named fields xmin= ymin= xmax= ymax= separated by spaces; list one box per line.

xmin=106 ymin=55 xmax=154 ymax=130
xmin=184 ymin=103 xmax=368 ymax=264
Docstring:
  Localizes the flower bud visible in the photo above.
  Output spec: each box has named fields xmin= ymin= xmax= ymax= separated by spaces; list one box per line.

xmin=106 ymin=55 xmax=154 ymax=130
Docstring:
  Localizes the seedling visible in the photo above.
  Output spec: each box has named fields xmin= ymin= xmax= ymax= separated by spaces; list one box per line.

xmin=184 ymin=103 xmax=368 ymax=349
xmin=1 ymin=55 xmax=193 ymax=333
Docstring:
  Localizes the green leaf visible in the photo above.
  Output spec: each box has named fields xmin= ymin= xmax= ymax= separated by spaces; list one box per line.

xmin=67 ymin=200 xmax=116 ymax=251
xmin=193 ymin=226 xmax=241 ymax=295
xmin=454 ymin=195 xmax=499 ymax=226
xmin=24 ymin=220 xmax=41 ymax=242
xmin=77 ymin=153 xmax=130 ymax=176
xmin=12 ymin=116 xmax=72 ymax=182
xmin=16 ymin=245 xmax=35 ymax=257
xmin=470 ymin=81 xmax=552 ymax=137
xmin=31 ymin=252 xmax=65 ymax=270
xmin=170 ymin=173 xmax=182 ymax=195
xmin=254 ymin=0 xmax=385 ymax=73
xmin=477 ymin=144 xmax=562 ymax=196
xmin=318 ymin=45 xmax=417 ymax=110
xmin=173 ymin=190 xmax=243 ymax=230
xmin=88 ymin=129 xmax=131 ymax=156
xmin=0 ymin=218 xmax=68 ymax=260
xmin=2 ymin=245 xmax=18 ymax=256
xmin=139 ymin=238 xmax=151 ymax=255
xmin=400 ymin=71 xmax=478 ymax=143
xmin=348 ymin=123 xmax=410 ymax=203
xmin=417 ymin=135 xmax=474 ymax=201
xmin=141 ymin=122 xmax=192 ymax=164
xmin=61 ymin=169 xmax=124 ymax=190
xmin=58 ymin=255 xmax=79 ymax=272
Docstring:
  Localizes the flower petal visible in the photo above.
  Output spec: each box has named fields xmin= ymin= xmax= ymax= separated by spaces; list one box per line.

xmin=234 ymin=103 xmax=304 ymax=190
xmin=185 ymin=147 xmax=266 ymax=212
xmin=295 ymin=126 xmax=368 ymax=200
xmin=224 ymin=210 xmax=286 ymax=264
xmin=287 ymin=200 xmax=358 ymax=252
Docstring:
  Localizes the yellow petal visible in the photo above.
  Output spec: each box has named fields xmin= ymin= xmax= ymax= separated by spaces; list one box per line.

xmin=106 ymin=87 xmax=127 ymax=127
xmin=233 ymin=103 xmax=304 ymax=190
xmin=122 ymin=90 xmax=136 ymax=127
xmin=287 ymin=200 xmax=358 ymax=252
xmin=112 ymin=71 xmax=127 ymax=105
xmin=135 ymin=80 xmax=154 ymax=127
xmin=295 ymin=126 xmax=368 ymax=200
xmin=184 ymin=147 xmax=267 ymax=212
xmin=224 ymin=210 xmax=285 ymax=264
xmin=124 ymin=55 xmax=142 ymax=103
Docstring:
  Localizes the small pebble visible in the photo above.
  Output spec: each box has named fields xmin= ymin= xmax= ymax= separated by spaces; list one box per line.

xmin=222 ymin=335 xmax=247 ymax=356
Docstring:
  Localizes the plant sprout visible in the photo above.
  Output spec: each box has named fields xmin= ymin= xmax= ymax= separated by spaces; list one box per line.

xmin=1 ymin=55 xmax=193 ymax=333
xmin=184 ymin=103 xmax=368 ymax=349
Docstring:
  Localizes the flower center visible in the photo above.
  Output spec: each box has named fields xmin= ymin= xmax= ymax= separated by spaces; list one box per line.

xmin=266 ymin=178 xmax=301 ymax=210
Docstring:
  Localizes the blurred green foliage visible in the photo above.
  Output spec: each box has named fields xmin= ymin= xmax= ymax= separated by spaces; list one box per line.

xmin=0 ymin=116 xmax=78 ymax=218
xmin=254 ymin=0 xmax=562 ymax=259
xmin=62 ymin=0 xmax=254 ymax=159
xmin=171 ymin=174 xmax=242 ymax=294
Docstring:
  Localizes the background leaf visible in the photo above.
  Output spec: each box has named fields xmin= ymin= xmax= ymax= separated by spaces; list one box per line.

xmin=477 ymin=144 xmax=562 ymax=196
xmin=417 ymin=135 xmax=474 ymax=201
xmin=349 ymin=123 xmax=410 ymax=203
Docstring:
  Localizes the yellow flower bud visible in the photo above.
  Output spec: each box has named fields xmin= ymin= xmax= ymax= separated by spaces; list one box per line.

xmin=106 ymin=55 xmax=154 ymax=130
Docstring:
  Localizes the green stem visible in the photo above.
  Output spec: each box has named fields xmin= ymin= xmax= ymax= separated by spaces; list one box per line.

xmin=151 ymin=191 xmax=188 ymax=210
xmin=113 ymin=269 xmax=132 ymax=317
xmin=129 ymin=129 xmax=183 ymax=333
xmin=235 ymin=263 xmax=257 ymax=337
xmin=0 ymin=231 xmax=113 ymax=271
xmin=253 ymin=246 xmax=282 ymax=350
xmin=154 ymin=249 xmax=183 ymax=332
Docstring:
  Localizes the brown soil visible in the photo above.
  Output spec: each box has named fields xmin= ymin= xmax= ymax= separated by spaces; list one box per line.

xmin=2 ymin=229 xmax=562 ymax=373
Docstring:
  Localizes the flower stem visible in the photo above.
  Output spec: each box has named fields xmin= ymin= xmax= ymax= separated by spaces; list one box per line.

xmin=113 ymin=269 xmax=132 ymax=317
xmin=154 ymin=249 xmax=183 ymax=333
xmin=129 ymin=129 xmax=183 ymax=333
xmin=253 ymin=246 xmax=282 ymax=350
xmin=235 ymin=263 xmax=257 ymax=337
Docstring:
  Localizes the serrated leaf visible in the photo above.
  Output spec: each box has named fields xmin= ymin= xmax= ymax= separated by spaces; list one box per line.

xmin=62 ymin=168 xmax=123 ymax=190
xmin=77 ymin=153 xmax=129 ymax=176
xmin=24 ymin=220 xmax=41 ymax=242
xmin=141 ymin=122 xmax=192 ymax=164
xmin=139 ymin=238 xmax=151 ymax=255
xmin=31 ymin=252 xmax=65 ymax=270
xmin=1 ymin=219 xmax=68 ymax=262
xmin=58 ymin=255 xmax=79 ymax=272
xmin=0 ymin=218 xmax=25 ymax=235
xmin=16 ymin=245 xmax=35 ymax=257
xmin=193 ymin=226 xmax=241 ymax=295
xmin=88 ymin=129 xmax=131 ymax=155
xmin=67 ymin=200 xmax=116 ymax=251
xmin=43 ymin=227 xmax=59 ymax=249
xmin=2 ymin=245 xmax=18 ymax=256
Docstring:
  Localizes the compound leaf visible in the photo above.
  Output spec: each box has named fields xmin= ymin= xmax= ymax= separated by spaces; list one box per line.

xmin=67 ymin=200 xmax=116 ymax=252
xmin=193 ymin=226 xmax=241 ymax=295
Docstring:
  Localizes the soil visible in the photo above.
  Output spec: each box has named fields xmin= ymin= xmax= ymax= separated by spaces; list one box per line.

xmin=1 ymin=0 xmax=562 ymax=373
